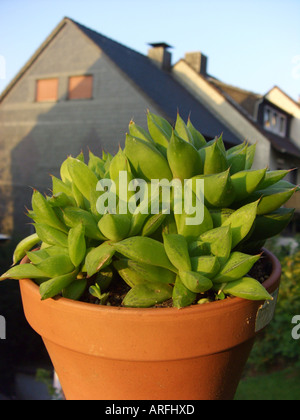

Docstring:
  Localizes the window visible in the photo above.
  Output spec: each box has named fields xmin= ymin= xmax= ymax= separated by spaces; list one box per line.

xmin=263 ymin=105 xmax=287 ymax=137
xmin=36 ymin=78 xmax=58 ymax=102
xmin=68 ymin=75 xmax=93 ymax=100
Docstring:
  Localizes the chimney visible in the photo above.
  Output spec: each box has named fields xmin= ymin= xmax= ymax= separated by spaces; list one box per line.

xmin=184 ymin=52 xmax=208 ymax=76
xmin=148 ymin=43 xmax=172 ymax=72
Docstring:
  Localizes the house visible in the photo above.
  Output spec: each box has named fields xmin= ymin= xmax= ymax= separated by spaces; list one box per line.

xmin=173 ymin=54 xmax=300 ymax=180
xmin=0 ymin=17 xmax=241 ymax=238
xmin=0 ymin=17 xmax=299 ymax=238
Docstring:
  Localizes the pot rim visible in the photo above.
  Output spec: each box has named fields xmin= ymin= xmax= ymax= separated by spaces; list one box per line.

xmin=20 ymin=247 xmax=281 ymax=317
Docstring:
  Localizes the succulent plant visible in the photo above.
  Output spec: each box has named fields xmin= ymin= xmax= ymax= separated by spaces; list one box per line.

xmin=1 ymin=111 xmax=298 ymax=308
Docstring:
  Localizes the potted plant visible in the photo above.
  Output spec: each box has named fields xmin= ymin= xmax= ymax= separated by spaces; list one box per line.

xmin=1 ymin=111 xmax=297 ymax=400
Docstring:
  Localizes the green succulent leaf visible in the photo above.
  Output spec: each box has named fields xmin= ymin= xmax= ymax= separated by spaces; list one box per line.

xmin=62 ymin=278 xmax=87 ymax=300
xmin=172 ymin=275 xmax=197 ymax=308
xmin=257 ymin=169 xmax=292 ymax=190
xmin=192 ymin=169 xmax=235 ymax=208
xmin=199 ymin=225 xmax=232 ymax=264
xmin=85 ymin=242 xmax=115 ymax=278
xmin=231 ymin=168 xmax=267 ymax=202
xmin=122 ymin=283 xmax=173 ymax=308
xmin=174 ymin=112 xmax=194 ymax=144
xmin=248 ymin=208 xmax=295 ymax=242
xmin=63 ymin=207 xmax=105 ymax=241
xmin=190 ymin=255 xmax=220 ymax=279
xmin=199 ymin=137 xmax=228 ymax=175
xmin=222 ymin=277 xmax=272 ymax=301
xmin=163 ymin=233 xmax=191 ymax=272
xmin=66 ymin=157 xmax=99 ymax=202
xmin=39 ymin=269 xmax=79 ymax=300
xmin=128 ymin=120 xmax=154 ymax=144
xmin=113 ymin=237 xmax=176 ymax=272
xmin=34 ymin=224 xmax=69 ymax=248
xmin=222 ymin=201 xmax=258 ymax=249
xmin=186 ymin=118 xmax=207 ymax=149
xmin=227 ymin=144 xmax=248 ymax=174
xmin=13 ymin=233 xmax=41 ymax=265
xmin=0 ymin=263 xmax=48 ymax=281
xmin=98 ymin=213 xmax=132 ymax=242
xmin=213 ymin=252 xmax=260 ymax=284
xmin=68 ymin=223 xmax=86 ymax=267
xmin=35 ymin=254 xmax=75 ymax=277
xmin=179 ymin=270 xmax=213 ymax=294
xmin=167 ymin=131 xmax=202 ymax=180
xmin=32 ymin=190 xmax=68 ymax=233
xmin=125 ymin=134 xmax=172 ymax=182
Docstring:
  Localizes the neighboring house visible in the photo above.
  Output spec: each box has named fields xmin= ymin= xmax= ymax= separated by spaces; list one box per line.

xmin=0 ymin=17 xmax=299 ymax=238
xmin=173 ymin=54 xmax=300 ymax=179
xmin=0 ymin=17 xmax=240 ymax=237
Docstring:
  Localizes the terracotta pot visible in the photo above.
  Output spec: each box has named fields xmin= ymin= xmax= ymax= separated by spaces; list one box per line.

xmin=19 ymin=248 xmax=281 ymax=400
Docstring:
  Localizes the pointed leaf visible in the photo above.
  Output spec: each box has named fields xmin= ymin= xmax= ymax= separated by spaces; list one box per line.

xmin=190 ymin=255 xmax=220 ymax=279
xmin=231 ymin=168 xmax=267 ymax=202
xmin=113 ymin=237 xmax=176 ymax=272
xmin=167 ymin=131 xmax=202 ymax=180
xmin=34 ymin=224 xmax=69 ymax=248
xmin=68 ymin=223 xmax=86 ymax=267
xmin=36 ymin=255 xmax=75 ymax=277
xmin=13 ymin=233 xmax=40 ymax=265
xmin=199 ymin=138 xmax=228 ymax=175
xmin=85 ymin=242 xmax=115 ymax=278
xmin=187 ymin=118 xmax=206 ymax=149
xmin=222 ymin=201 xmax=258 ymax=249
xmin=163 ymin=233 xmax=191 ymax=271
xmin=179 ymin=270 xmax=213 ymax=293
xmin=39 ymin=269 xmax=79 ymax=300
xmin=172 ymin=275 xmax=197 ymax=308
xmin=200 ymin=225 xmax=232 ymax=264
xmin=192 ymin=169 xmax=235 ymax=208
xmin=122 ymin=283 xmax=173 ymax=308
xmin=223 ymin=277 xmax=272 ymax=301
xmin=213 ymin=252 xmax=260 ymax=283
xmin=66 ymin=157 xmax=99 ymax=202
xmin=0 ymin=263 xmax=48 ymax=281
xmin=175 ymin=112 xmax=194 ymax=144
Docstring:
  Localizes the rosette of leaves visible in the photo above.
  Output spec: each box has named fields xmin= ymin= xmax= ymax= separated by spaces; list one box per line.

xmin=1 ymin=111 xmax=298 ymax=308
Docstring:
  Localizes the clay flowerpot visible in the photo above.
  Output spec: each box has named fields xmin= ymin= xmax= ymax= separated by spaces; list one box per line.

xmin=19 ymin=249 xmax=281 ymax=401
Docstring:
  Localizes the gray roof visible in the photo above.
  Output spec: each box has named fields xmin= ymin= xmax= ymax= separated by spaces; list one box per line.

xmin=72 ymin=19 xmax=241 ymax=145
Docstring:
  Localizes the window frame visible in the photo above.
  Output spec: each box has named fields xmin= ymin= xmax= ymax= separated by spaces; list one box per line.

xmin=67 ymin=74 xmax=94 ymax=101
xmin=263 ymin=105 xmax=287 ymax=137
xmin=35 ymin=78 xmax=59 ymax=103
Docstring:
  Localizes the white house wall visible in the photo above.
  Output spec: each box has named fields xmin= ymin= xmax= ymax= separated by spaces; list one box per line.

xmin=265 ymin=87 xmax=300 ymax=149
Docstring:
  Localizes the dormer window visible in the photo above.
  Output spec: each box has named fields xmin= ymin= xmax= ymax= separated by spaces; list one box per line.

xmin=263 ymin=105 xmax=287 ymax=137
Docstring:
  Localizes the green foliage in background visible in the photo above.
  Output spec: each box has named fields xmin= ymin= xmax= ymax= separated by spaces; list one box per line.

xmin=247 ymin=238 xmax=300 ymax=370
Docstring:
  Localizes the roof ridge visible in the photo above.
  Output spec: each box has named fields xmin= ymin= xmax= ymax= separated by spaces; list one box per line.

xmin=209 ymin=78 xmax=262 ymax=98
xmin=70 ymin=18 xmax=147 ymax=60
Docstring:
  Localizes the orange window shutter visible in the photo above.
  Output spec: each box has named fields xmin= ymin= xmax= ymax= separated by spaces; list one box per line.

xmin=68 ymin=75 xmax=93 ymax=100
xmin=36 ymin=78 xmax=58 ymax=102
